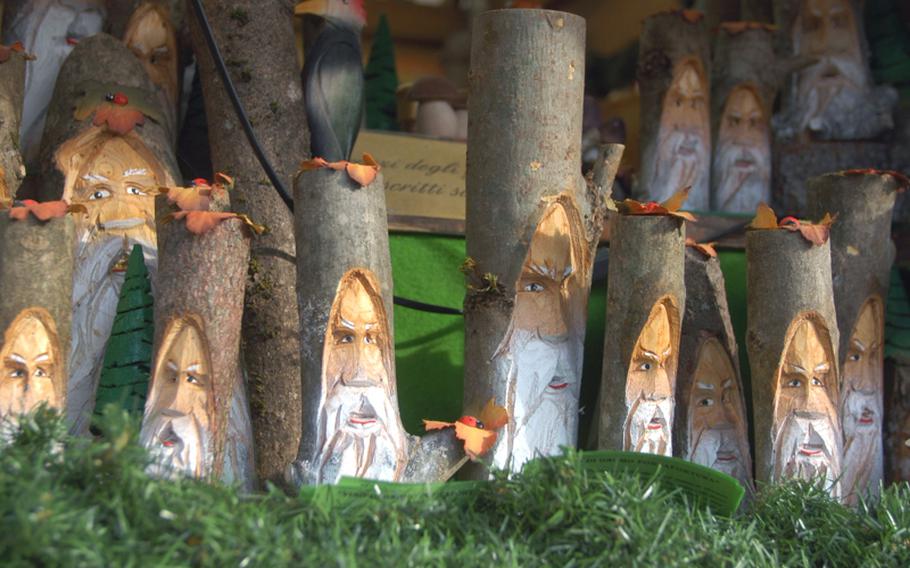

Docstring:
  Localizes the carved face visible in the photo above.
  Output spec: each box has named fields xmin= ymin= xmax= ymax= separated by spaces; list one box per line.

xmin=140 ymin=317 xmax=214 ymax=479
xmin=316 ymin=270 xmax=407 ymax=483
xmin=491 ymin=199 xmax=586 ymax=471
xmin=0 ymin=309 xmax=62 ymax=422
xmin=652 ymin=59 xmax=710 ymax=204
xmin=688 ymin=338 xmax=751 ymax=487
xmin=123 ymin=3 xmax=178 ymax=109
xmin=713 ymin=86 xmax=771 ymax=212
xmin=624 ymin=299 xmax=678 ymax=456
xmin=772 ymin=315 xmax=841 ymax=496
xmin=840 ymin=297 xmax=884 ymax=497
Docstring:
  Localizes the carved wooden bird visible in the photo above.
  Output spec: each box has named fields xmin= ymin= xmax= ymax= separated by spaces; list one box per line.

xmin=296 ymin=0 xmax=367 ymax=162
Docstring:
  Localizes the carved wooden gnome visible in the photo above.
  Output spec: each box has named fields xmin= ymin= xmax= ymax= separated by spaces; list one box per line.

xmin=140 ymin=177 xmax=256 ymax=489
xmin=772 ymin=0 xmax=898 ymax=212
xmin=463 ymin=9 xmax=622 ymax=475
xmin=635 ymin=10 xmax=711 ymax=210
xmin=1 ymin=0 xmax=106 ymax=164
xmin=746 ymin=205 xmax=842 ymax=499
xmin=675 ymin=244 xmax=753 ymax=491
xmin=808 ymin=170 xmax=903 ymax=503
xmin=710 ymin=22 xmax=781 ymax=213
xmin=33 ymin=33 xmax=179 ymax=434
xmin=0 ymin=201 xmax=74 ymax=441
xmin=0 ymin=41 xmax=28 ymax=205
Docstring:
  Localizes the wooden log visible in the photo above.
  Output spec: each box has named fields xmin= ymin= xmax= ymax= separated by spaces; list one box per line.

xmin=746 ymin=228 xmax=842 ymax=499
xmin=0 ymin=213 xmax=74 ymax=436
xmin=807 ymin=170 xmax=901 ymax=502
xmin=464 ymin=10 xmax=622 ymax=475
xmin=675 ymin=246 xmax=753 ymax=491
xmin=635 ymin=10 xmax=711 ymax=210
xmin=710 ymin=23 xmax=780 ymax=213
xmin=596 ymin=215 xmax=686 ymax=455
xmin=0 ymin=45 xmax=26 ymax=203
xmin=886 ymin=358 xmax=910 ymax=483
xmin=1 ymin=0 xmax=106 ymax=165
xmin=140 ymin=195 xmax=254 ymax=488
xmin=188 ymin=0 xmax=306 ymax=487
xmin=32 ymin=33 xmax=179 ymax=434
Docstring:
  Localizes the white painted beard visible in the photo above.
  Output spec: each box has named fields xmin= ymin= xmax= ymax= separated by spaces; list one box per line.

xmin=140 ymin=411 xmax=212 ymax=480
xmin=316 ymin=384 xmax=408 ymax=484
xmin=712 ymin=139 xmax=770 ymax=213
xmin=690 ymin=426 xmax=751 ymax=488
xmin=651 ymin=129 xmax=709 ymax=209
xmin=625 ymin=398 xmax=674 ymax=456
xmin=773 ymin=413 xmax=842 ymax=499
xmin=841 ymin=390 xmax=883 ymax=498
xmin=491 ymin=329 xmax=582 ymax=472
xmin=67 ymin=229 xmax=156 ymax=435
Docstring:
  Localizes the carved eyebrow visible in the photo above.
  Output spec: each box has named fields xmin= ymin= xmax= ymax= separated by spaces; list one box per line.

xmin=563 ymin=266 xmax=574 ymax=278
xmin=82 ymin=174 xmax=109 ymax=182
xmin=696 ymin=382 xmax=715 ymax=390
xmin=640 ymin=350 xmax=660 ymax=362
xmin=364 ymin=323 xmax=377 ymax=330
xmin=123 ymin=168 xmax=149 ymax=177
xmin=722 ymin=379 xmax=733 ymax=389
xmin=814 ymin=363 xmax=830 ymax=373
xmin=8 ymin=354 xmax=26 ymax=364
xmin=34 ymin=354 xmax=50 ymax=363
xmin=851 ymin=338 xmax=866 ymax=351
xmin=340 ymin=318 xmax=356 ymax=330
xmin=786 ymin=363 xmax=806 ymax=373
xmin=186 ymin=364 xmax=201 ymax=373
xmin=166 ymin=361 xmax=178 ymax=371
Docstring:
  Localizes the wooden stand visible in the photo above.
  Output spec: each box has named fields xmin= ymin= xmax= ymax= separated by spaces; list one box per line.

xmin=675 ymin=246 xmax=752 ymax=491
xmin=746 ymin=228 xmax=842 ymax=498
xmin=808 ymin=171 xmax=901 ymax=502
xmin=596 ymin=215 xmax=686 ymax=454
xmin=188 ymin=0 xmax=307 ymax=487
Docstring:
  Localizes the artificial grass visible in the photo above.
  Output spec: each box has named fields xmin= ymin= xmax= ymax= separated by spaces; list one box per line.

xmin=2 ymin=409 xmax=909 ymax=567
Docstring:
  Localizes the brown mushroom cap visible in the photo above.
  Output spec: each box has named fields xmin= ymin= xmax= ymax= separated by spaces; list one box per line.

xmin=407 ymin=76 xmax=460 ymax=103
xmin=451 ymin=89 xmax=468 ymax=110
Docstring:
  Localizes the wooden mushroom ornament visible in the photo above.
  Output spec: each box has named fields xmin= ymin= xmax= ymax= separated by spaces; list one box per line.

xmin=409 ymin=76 xmax=460 ymax=140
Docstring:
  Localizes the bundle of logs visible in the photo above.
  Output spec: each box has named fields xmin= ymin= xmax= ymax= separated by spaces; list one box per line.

xmin=0 ymin=1 xmax=906 ymax=506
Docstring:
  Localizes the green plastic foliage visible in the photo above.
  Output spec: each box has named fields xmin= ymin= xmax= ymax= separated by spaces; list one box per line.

xmin=94 ymin=245 xmax=153 ymax=418
xmin=364 ymin=14 xmax=399 ymax=131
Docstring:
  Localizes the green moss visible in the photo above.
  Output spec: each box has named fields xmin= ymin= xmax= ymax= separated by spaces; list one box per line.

xmin=229 ymin=8 xmax=250 ymax=27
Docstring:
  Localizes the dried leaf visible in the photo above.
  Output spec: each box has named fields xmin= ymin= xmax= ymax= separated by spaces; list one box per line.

xmin=661 ymin=187 xmax=690 ymax=212
xmin=298 ymin=154 xmax=381 ymax=187
xmin=680 ymin=9 xmax=704 ymax=23
xmin=619 ymin=188 xmax=697 ymax=222
xmin=478 ymin=399 xmax=509 ymax=430
xmin=0 ymin=42 xmax=25 ymax=63
xmin=454 ymin=421 xmax=498 ymax=459
xmin=92 ymin=105 xmax=145 ymax=136
xmin=686 ymin=237 xmax=718 ymax=258
xmin=423 ymin=419 xmax=455 ymax=431
xmin=172 ymin=211 xmax=237 ymax=234
xmin=422 ymin=399 xmax=508 ymax=460
xmin=345 ymin=162 xmax=379 ymax=186
xmin=73 ymin=82 xmax=163 ymax=133
xmin=749 ymin=203 xmax=778 ymax=229
xmin=796 ymin=223 xmax=830 ymax=246
xmin=234 ymin=213 xmax=266 ymax=235
xmin=9 ymin=200 xmax=70 ymax=221
xmin=164 ymin=185 xmax=212 ymax=211
xmin=213 ymin=172 xmax=234 ymax=189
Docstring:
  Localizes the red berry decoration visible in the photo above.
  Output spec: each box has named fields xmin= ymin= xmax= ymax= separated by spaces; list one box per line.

xmin=112 ymin=92 xmax=129 ymax=106
xmin=458 ymin=415 xmax=485 ymax=429
xmin=192 ymin=178 xmax=209 ymax=187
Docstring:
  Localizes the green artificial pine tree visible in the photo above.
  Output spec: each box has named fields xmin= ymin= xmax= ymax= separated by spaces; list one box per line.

xmin=94 ymin=245 xmax=154 ymax=420
xmin=364 ymin=14 xmax=399 ymax=131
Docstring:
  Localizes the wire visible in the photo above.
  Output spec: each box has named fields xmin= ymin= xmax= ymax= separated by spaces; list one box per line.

xmin=189 ymin=0 xmax=295 ymax=210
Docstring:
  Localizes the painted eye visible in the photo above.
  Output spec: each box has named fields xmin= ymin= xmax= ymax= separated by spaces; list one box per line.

xmin=364 ymin=334 xmax=375 ymax=345
xmin=126 ymin=186 xmax=146 ymax=196
xmin=9 ymin=369 xmax=25 ymax=378
xmin=186 ymin=375 xmax=199 ymax=385
xmin=34 ymin=368 xmax=48 ymax=378
xmin=524 ymin=282 xmax=545 ymax=293
xmin=339 ymin=334 xmax=354 ymax=344
xmin=848 ymin=353 xmax=861 ymax=362
xmin=811 ymin=377 xmax=823 ymax=387
xmin=639 ymin=362 xmax=653 ymax=371
xmin=89 ymin=189 xmax=111 ymax=200
xmin=698 ymin=398 xmax=713 ymax=407
xmin=786 ymin=378 xmax=801 ymax=388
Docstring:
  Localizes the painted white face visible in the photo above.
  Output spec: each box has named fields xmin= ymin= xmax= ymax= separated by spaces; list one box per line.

xmin=712 ymin=86 xmax=771 ymax=212
xmin=772 ymin=316 xmax=842 ymax=498
xmin=316 ymin=270 xmax=407 ymax=484
xmin=491 ymin=200 xmax=586 ymax=472
xmin=651 ymin=59 xmax=710 ymax=206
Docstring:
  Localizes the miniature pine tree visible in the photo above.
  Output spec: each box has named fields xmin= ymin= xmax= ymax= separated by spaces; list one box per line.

xmin=94 ymin=245 xmax=154 ymax=419
xmin=364 ymin=14 xmax=399 ymax=131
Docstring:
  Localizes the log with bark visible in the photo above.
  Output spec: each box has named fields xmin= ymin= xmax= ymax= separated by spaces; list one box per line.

xmin=140 ymin=193 xmax=254 ymax=489
xmin=596 ymin=214 xmax=686 ymax=455
xmin=0 ymin=212 xmax=74 ymax=430
xmin=675 ymin=245 xmax=753 ymax=491
xmin=463 ymin=9 xmax=623 ymax=476
xmin=746 ymin=226 xmax=842 ymax=499
xmin=33 ymin=33 xmax=179 ymax=434
xmin=635 ymin=10 xmax=711 ymax=209
xmin=807 ymin=170 xmax=901 ymax=502
xmin=0 ymin=43 xmax=26 ymax=204
xmin=188 ymin=0 xmax=307 ymax=487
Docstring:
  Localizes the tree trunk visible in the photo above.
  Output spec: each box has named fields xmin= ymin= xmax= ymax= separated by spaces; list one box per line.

xmin=464 ymin=9 xmax=620 ymax=476
xmin=807 ymin=170 xmax=900 ymax=502
xmin=33 ymin=33 xmax=179 ymax=434
xmin=746 ymin=229 xmax=841 ymax=498
xmin=187 ymin=0 xmax=307 ymax=487
xmin=0 ymin=214 xmax=74 ymax=417
xmin=144 ymin=195 xmax=254 ymax=488
xmin=0 ymin=46 xmax=26 ymax=203
xmin=674 ymin=246 xmax=753 ymax=491
xmin=710 ymin=23 xmax=780 ymax=213
xmin=635 ymin=10 xmax=711 ymax=209
xmin=596 ymin=214 xmax=686 ymax=454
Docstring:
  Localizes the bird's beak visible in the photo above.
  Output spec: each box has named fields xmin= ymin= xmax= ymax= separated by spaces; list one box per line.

xmin=295 ymin=0 xmax=329 ymax=16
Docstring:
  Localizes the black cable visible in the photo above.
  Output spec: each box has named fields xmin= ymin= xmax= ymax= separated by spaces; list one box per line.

xmin=191 ymin=0 xmax=463 ymax=317
xmin=189 ymin=0 xmax=295 ymax=210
